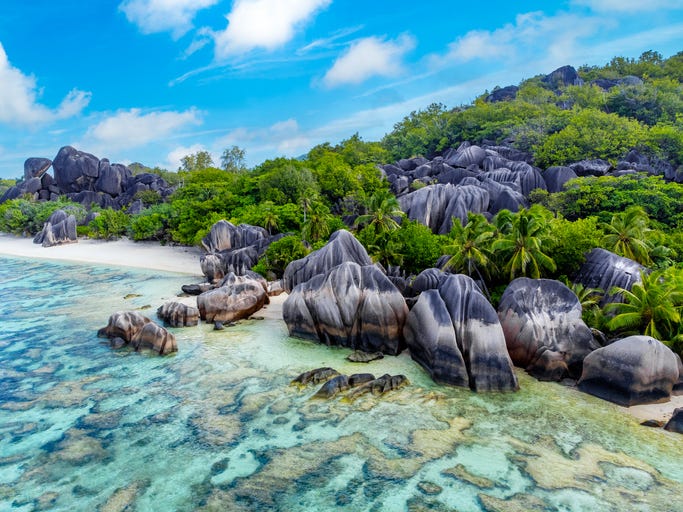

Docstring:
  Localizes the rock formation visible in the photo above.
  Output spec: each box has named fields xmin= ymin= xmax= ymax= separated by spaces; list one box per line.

xmin=197 ymin=272 xmax=269 ymax=323
xmin=664 ymin=408 xmax=683 ymax=434
xmin=156 ymin=301 xmax=200 ymax=327
xmin=282 ymin=230 xmax=372 ymax=293
xmin=404 ymin=272 xmax=519 ymax=392
xmin=497 ymin=278 xmax=599 ymax=380
xmin=32 ymin=209 xmax=77 ymax=247
xmin=578 ymin=336 xmax=680 ymax=406
xmin=573 ymin=248 xmax=645 ymax=306
xmin=283 ymin=261 xmax=408 ymax=355
xmin=97 ymin=311 xmax=176 ymax=355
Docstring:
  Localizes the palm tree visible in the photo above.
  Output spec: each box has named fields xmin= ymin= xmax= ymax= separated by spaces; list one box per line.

xmin=354 ymin=189 xmax=404 ymax=235
xmin=605 ymin=268 xmax=683 ymax=341
xmin=442 ymin=213 xmax=496 ymax=285
xmin=302 ymin=201 xmax=333 ymax=243
xmin=492 ymin=207 xmax=556 ymax=280
xmin=261 ymin=202 xmax=279 ymax=235
xmin=601 ymin=206 xmax=653 ymax=265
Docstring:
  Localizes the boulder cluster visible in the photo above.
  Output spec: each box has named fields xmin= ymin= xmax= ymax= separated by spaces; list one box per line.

xmin=32 ymin=209 xmax=77 ymax=247
xmin=1 ymin=146 xmax=175 ymax=211
xmin=97 ymin=311 xmax=177 ymax=355
xmin=291 ymin=367 xmax=409 ymax=400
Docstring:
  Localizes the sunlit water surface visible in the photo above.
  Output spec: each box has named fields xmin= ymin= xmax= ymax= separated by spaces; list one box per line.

xmin=0 ymin=256 xmax=681 ymax=512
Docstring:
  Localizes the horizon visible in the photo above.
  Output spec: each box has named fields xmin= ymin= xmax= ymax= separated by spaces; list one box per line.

xmin=1 ymin=0 xmax=682 ymax=178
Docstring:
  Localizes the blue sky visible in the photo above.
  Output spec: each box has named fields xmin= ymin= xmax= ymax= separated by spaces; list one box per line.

xmin=0 ymin=0 xmax=681 ymax=178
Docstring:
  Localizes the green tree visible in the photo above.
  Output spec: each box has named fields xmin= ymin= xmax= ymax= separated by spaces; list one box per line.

xmin=605 ymin=268 xmax=683 ymax=342
xmin=220 ymin=146 xmax=246 ymax=172
xmin=492 ymin=207 xmax=557 ymax=280
xmin=180 ymin=150 xmax=214 ymax=171
xmin=600 ymin=206 xmax=653 ymax=265
xmin=354 ymin=190 xmax=404 ymax=235
xmin=302 ymin=201 xmax=334 ymax=243
xmin=252 ymin=236 xmax=310 ymax=279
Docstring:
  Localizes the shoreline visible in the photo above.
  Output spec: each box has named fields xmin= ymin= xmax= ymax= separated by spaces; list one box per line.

xmin=1 ymin=232 xmax=679 ymax=427
xmin=0 ymin=233 xmax=203 ymax=276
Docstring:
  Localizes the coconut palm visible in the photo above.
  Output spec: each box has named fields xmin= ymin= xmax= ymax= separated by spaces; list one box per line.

xmin=601 ymin=206 xmax=653 ymax=265
xmin=302 ymin=201 xmax=333 ymax=242
xmin=354 ymin=190 xmax=404 ymax=235
xmin=442 ymin=213 xmax=496 ymax=283
xmin=605 ymin=268 xmax=683 ymax=341
xmin=492 ymin=207 xmax=556 ymax=280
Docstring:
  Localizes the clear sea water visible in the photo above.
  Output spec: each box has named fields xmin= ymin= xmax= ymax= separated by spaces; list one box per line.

xmin=0 ymin=255 xmax=681 ymax=512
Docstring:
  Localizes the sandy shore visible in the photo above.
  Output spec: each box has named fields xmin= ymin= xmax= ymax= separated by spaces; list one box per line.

xmin=617 ymin=394 xmax=683 ymax=425
xmin=0 ymin=234 xmax=203 ymax=276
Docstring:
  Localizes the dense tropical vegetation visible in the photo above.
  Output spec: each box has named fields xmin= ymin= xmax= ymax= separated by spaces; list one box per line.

xmin=2 ymin=50 xmax=683 ymax=354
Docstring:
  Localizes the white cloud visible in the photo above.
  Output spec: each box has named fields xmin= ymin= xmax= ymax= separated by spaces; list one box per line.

xmin=164 ymin=143 xmax=208 ymax=170
xmin=119 ymin=0 xmax=219 ymax=38
xmin=217 ymin=118 xmax=312 ymax=157
xmin=212 ymin=0 xmax=331 ymax=60
xmin=85 ymin=108 xmax=202 ymax=151
xmin=432 ymin=12 xmax=606 ymax=67
xmin=323 ymin=34 xmax=415 ymax=87
xmin=572 ymin=0 xmax=683 ymax=12
xmin=0 ymin=43 xmax=90 ymax=125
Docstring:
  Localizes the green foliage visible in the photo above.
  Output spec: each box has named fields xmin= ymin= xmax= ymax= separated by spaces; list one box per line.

xmin=233 ymin=202 xmax=302 ymax=234
xmin=600 ymin=206 xmax=654 ymax=265
xmin=382 ymin=103 xmax=452 ymax=160
xmin=0 ymin=197 xmax=86 ymax=235
xmin=301 ymin=201 xmax=336 ymax=243
xmin=255 ymin=159 xmax=318 ymax=205
xmin=133 ymin=189 xmax=162 ymax=206
xmin=129 ymin=163 xmax=182 ymax=186
xmin=546 ymin=216 xmax=603 ymax=278
xmin=88 ymin=209 xmax=130 ymax=240
xmin=180 ymin=150 xmax=215 ymax=172
xmin=442 ymin=213 xmax=497 ymax=286
xmin=354 ymin=189 xmax=404 ymax=235
xmin=220 ymin=145 xmax=246 ymax=172
xmin=252 ymin=235 xmax=310 ymax=278
xmin=129 ymin=203 xmax=172 ymax=241
xmin=534 ymin=108 xmax=645 ymax=167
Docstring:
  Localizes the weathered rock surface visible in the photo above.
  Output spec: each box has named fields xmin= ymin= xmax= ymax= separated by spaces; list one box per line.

xmin=283 ymin=230 xmax=372 ymax=293
xmin=347 ymin=350 xmax=384 ymax=363
xmin=578 ymin=336 xmax=680 ymax=406
xmin=197 ymin=272 xmax=269 ymax=323
xmin=24 ymin=157 xmax=52 ymax=180
xmin=291 ymin=367 xmax=341 ymax=386
xmin=32 ymin=209 xmax=77 ymax=247
xmin=97 ymin=311 xmax=176 ymax=355
xmin=573 ymin=248 xmax=645 ymax=306
xmin=497 ymin=278 xmax=599 ymax=380
xmin=156 ymin=301 xmax=200 ymax=327
xmin=543 ymin=166 xmax=578 ymax=193
xmin=201 ymin=220 xmax=268 ymax=253
xmin=664 ymin=407 xmax=683 ymax=434
xmin=283 ymin=261 xmax=408 ymax=355
xmin=404 ymin=272 xmax=518 ymax=392
xmin=346 ymin=374 xmax=409 ymax=399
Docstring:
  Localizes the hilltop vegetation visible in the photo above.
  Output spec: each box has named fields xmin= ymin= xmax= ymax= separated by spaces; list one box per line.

xmin=2 ymin=50 xmax=683 ymax=353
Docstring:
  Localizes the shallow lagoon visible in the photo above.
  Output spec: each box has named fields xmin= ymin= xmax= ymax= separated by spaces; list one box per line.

xmin=0 ymin=256 xmax=681 ymax=511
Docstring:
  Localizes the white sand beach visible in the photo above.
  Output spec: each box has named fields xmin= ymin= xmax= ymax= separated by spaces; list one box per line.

xmin=0 ymin=234 xmax=203 ymax=276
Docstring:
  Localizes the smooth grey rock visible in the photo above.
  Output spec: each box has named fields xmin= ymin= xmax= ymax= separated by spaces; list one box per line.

xmin=283 ymin=262 xmax=408 ymax=355
xmin=97 ymin=311 xmax=176 ymax=355
xmin=544 ymin=166 xmax=578 ymax=193
xmin=485 ymin=85 xmax=519 ymax=103
xmin=23 ymin=157 xmax=52 ymax=180
xmin=347 ymin=350 xmax=384 ymax=363
xmin=404 ymin=273 xmax=518 ymax=392
xmin=569 ymin=159 xmax=612 ymax=177
xmin=201 ymin=220 xmax=268 ymax=253
xmin=573 ymin=248 xmax=644 ymax=306
xmin=291 ymin=367 xmax=341 ymax=386
xmin=346 ymin=374 xmax=409 ymax=399
xmin=52 ymin=146 xmax=100 ymax=193
xmin=283 ymin=230 xmax=372 ymax=293
xmin=157 ymin=301 xmax=200 ymax=327
xmin=542 ymin=65 xmax=581 ymax=89
xmin=33 ymin=209 xmax=77 ymax=247
xmin=197 ymin=272 xmax=269 ymax=323
xmin=498 ymin=278 xmax=599 ymax=380
xmin=578 ymin=336 xmax=679 ymax=406
xmin=664 ymin=408 xmax=683 ymax=434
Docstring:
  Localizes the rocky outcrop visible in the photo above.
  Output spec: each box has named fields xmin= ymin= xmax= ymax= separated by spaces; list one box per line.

xmin=404 ymin=272 xmax=518 ymax=392
xmin=497 ymin=278 xmax=599 ymax=380
xmin=32 ymin=209 xmax=77 ymax=247
xmin=283 ymin=262 xmax=408 ymax=355
xmin=97 ymin=311 xmax=176 ymax=355
xmin=201 ymin=220 xmax=269 ymax=253
xmin=197 ymin=272 xmax=269 ymax=323
xmin=543 ymin=166 xmax=578 ymax=193
xmin=156 ymin=301 xmax=200 ymax=327
xmin=24 ymin=157 xmax=52 ymax=180
xmin=664 ymin=408 xmax=683 ymax=434
xmin=346 ymin=374 xmax=409 ymax=399
xmin=573 ymin=248 xmax=645 ymax=306
xmin=578 ymin=336 xmax=680 ymax=406
xmin=569 ymin=159 xmax=612 ymax=177
xmin=283 ymin=230 xmax=372 ymax=293
xmin=291 ymin=367 xmax=341 ymax=386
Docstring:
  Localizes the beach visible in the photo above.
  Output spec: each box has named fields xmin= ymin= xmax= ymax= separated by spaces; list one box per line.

xmin=0 ymin=232 xmax=680 ymax=427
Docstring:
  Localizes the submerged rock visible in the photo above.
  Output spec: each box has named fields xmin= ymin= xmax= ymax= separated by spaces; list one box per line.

xmin=346 ymin=374 xmax=409 ymax=400
xmin=498 ymin=278 xmax=599 ymax=380
xmin=97 ymin=311 xmax=176 ymax=355
xmin=404 ymin=272 xmax=518 ymax=392
xmin=347 ymin=350 xmax=384 ymax=363
xmin=578 ymin=335 xmax=680 ymax=406
xmin=291 ymin=367 xmax=341 ymax=386
xmin=283 ymin=262 xmax=408 ymax=355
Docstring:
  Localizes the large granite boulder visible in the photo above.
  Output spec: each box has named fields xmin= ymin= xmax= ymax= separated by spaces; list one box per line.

xmin=443 ymin=143 xmax=487 ymax=168
xmin=404 ymin=272 xmax=519 ymax=392
xmin=197 ymin=272 xmax=269 ymax=323
xmin=97 ymin=311 xmax=176 ymax=355
xmin=497 ymin=278 xmax=599 ymax=380
xmin=95 ymin=159 xmax=125 ymax=196
xmin=283 ymin=230 xmax=372 ymax=293
xmin=283 ymin=262 xmax=408 ymax=355
xmin=24 ymin=157 xmax=52 ymax=180
xmin=573 ymin=248 xmax=645 ymax=306
xmin=664 ymin=408 xmax=683 ymax=434
xmin=52 ymin=146 xmax=100 ymax=193
xmin=542 ymin=65 xmax=581 ymax=89
xmin=543 ymin=166 xmax=578 ymax=193
xmin=578 ymin=336 xmax=680 ymax=406
xmin=201 ymin=220 xmax=268 ymax=253
xmin=32 ymin=209 xmax=77 ymax=247
xmin=157 ymin=301 xmax=200 ymax=327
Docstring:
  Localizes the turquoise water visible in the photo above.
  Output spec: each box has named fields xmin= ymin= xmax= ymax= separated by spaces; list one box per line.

xmin=0 ymin=256 xmax=681 ymax=512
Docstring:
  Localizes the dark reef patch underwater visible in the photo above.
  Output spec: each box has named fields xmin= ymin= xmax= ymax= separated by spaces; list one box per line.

xmin=0 ymin=256 xmax=681 ymax=511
